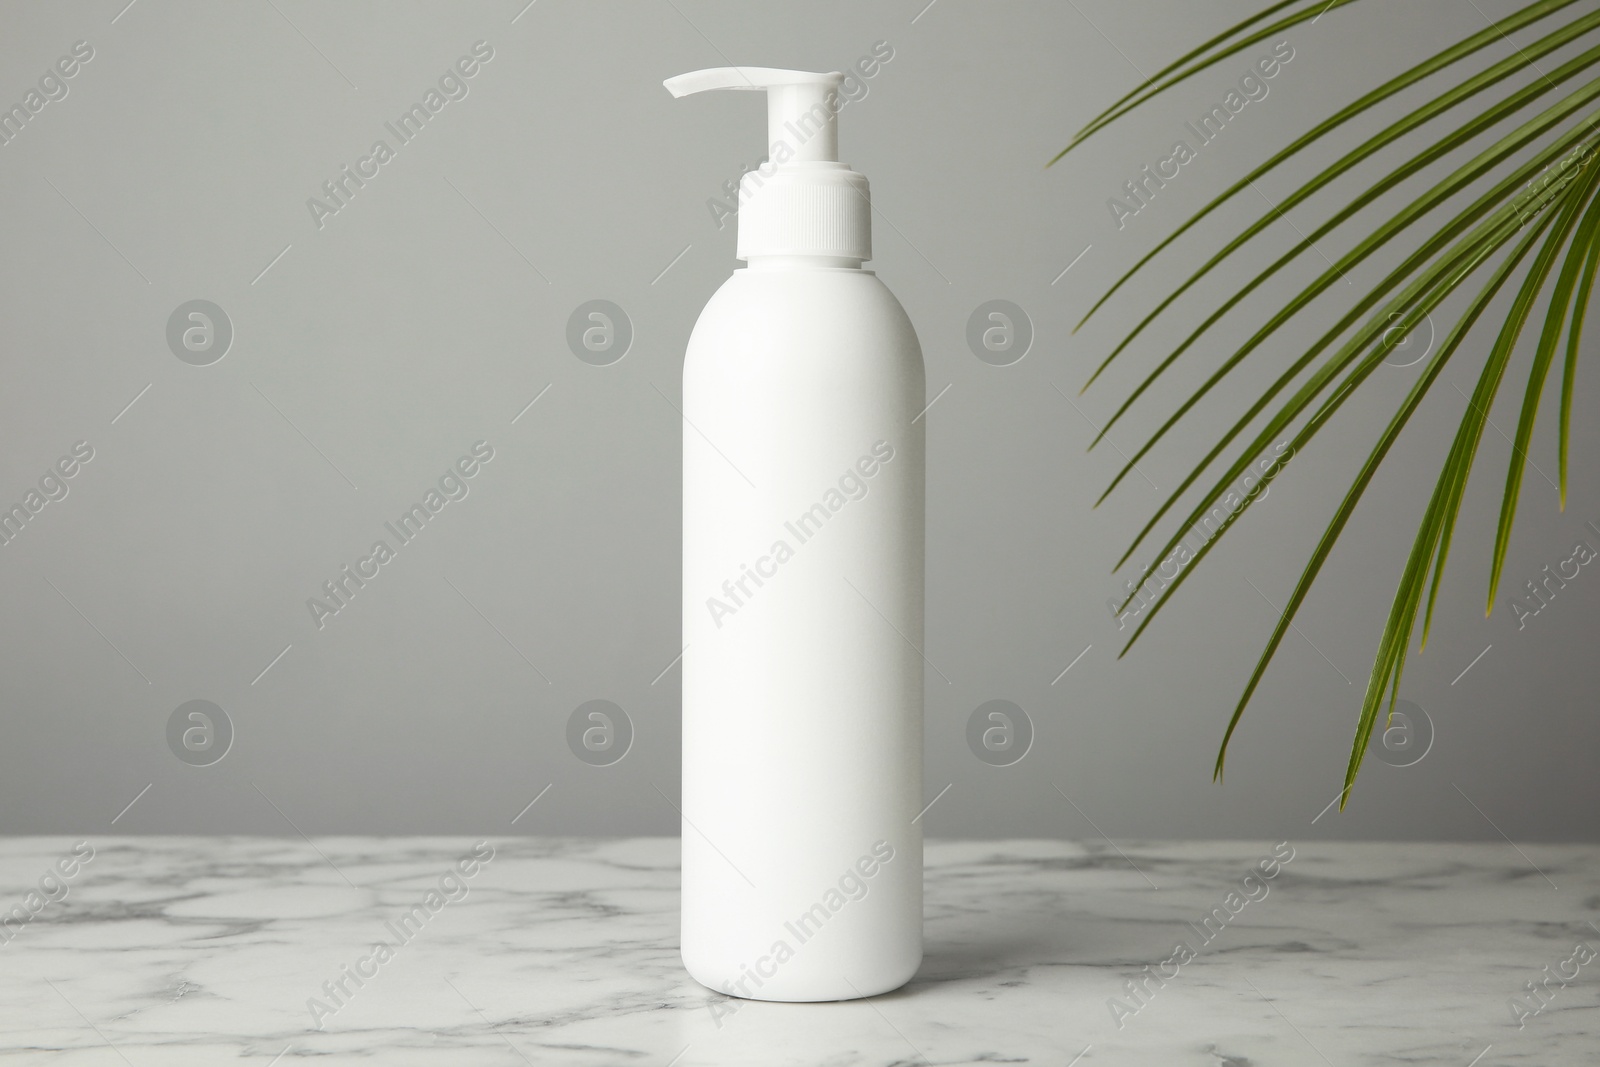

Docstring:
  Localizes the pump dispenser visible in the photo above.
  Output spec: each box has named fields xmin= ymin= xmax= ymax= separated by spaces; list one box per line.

xmin=668 ymin=67 xmax=925 ymax=1003
xmin=665 ymin=67 xmax=871 ymax=263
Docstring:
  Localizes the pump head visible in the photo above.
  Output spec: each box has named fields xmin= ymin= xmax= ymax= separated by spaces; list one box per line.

xmin=665 ymin=66 xmax=871 ymax=263
xmin=664 ymin=67 xmax=848 ymax=163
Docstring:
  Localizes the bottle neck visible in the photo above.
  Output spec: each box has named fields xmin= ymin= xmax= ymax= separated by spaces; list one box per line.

xmin=743 ymin=254 xmax=864 ymax=271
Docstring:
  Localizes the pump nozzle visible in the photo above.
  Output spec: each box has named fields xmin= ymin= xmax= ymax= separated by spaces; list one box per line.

xmin=664 ymin=67 xmax=846 ymax=164
xmin=664 ymin=66 xmax=870 ymax=262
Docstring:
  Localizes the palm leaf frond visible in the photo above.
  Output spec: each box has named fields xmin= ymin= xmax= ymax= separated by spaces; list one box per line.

xmin=1054 ymin=0 xmax=1363 ymax=163
xmin=1113 ymin=121 xmax=1600 ymax=594
xmin=1082 ymin=18 xmax=1600 ymax=395
xmin=1065 ymin=0 xmax=1590 ymax=328
xmin=1560 ymin=211 xmax=1600 ymax=506
xmin=1049 ymin=0 xmax=1311 ymax=163
xmin=1095 ymin=77 xmax=1600 ymax=470
xmin=1064 ymin=0 xmax=1600 ymax=798
xmin=1486 ymin=165 xmax=1600 ymax=611
xmin=1219 ymin=207 xmax=1558 ymax=781
xmin=1345 ymin=163 xmax=1600 ymax=801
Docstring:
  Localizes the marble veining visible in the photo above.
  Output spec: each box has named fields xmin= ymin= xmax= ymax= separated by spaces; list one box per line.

xmin=0 ymin=836 xmax=1596 ymax=1065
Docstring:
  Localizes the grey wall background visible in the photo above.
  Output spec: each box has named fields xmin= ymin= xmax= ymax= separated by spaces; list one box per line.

xmin=2 ymin=0 xmax=1596 ymax=842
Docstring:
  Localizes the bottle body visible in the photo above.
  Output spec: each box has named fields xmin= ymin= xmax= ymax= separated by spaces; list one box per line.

xmin=680 ymin=262 xmax=925 ymax=1002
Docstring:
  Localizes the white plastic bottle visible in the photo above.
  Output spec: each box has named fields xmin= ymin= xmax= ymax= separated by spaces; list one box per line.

xmin=666 ymin=67 xmax=925 ymax=1003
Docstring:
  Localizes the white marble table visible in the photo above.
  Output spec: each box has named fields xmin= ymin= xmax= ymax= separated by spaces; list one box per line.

xmin=1 ymin=836 xmax=1595 ymax=1065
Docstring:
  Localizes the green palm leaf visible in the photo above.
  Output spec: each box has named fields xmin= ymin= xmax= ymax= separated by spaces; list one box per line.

xmin=1096 ymin=79 xmax=1600 ymax=478
xmin=1560 ymin=214 xmax=1600 ymax=506
xmin=1058 ymin=0 xmax=1589 ymax=327
xmin=1346 ymin=166 xmax=1600 ymax=798
xmin=1053 ymin=0 xmax=1363 ymax=163
xmin=1081 ymin=16 xmax=1600 ymax=397
xmin=1113 ymin=121 xmax=1600 ymax=590
xmin=1115 ymin=169 xmax=1575 ymax=637
xmin=1222 ymin=207 xmax=1558 ymax=783
xmin=1064 ymin=0 xmax=1600 ymax=798
xmin=1486 ymin=175 xmax=1600 ymax=611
